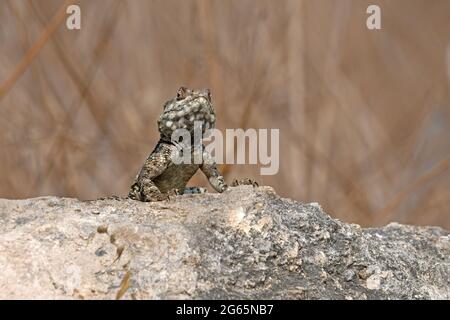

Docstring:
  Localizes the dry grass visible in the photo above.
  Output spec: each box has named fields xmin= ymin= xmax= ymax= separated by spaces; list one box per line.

xmin=1 ymin=0 xmax=450 ymax=228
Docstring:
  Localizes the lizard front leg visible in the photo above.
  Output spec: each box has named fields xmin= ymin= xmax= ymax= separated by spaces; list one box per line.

xmin=200 ymin=149 xmax=228 ymax=193
xmin=128 ymin=144 xmax=173 ymax=202
xmin=131 ymin=177 xmax=170 ymax=202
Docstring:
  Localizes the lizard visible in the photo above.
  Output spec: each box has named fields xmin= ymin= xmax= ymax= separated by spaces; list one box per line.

xmin=128 ymin=86 xmax=228 ymax=202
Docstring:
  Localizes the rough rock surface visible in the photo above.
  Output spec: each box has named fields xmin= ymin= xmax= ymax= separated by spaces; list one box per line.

xmin=0 ymin=186 xmax=448 ymax=300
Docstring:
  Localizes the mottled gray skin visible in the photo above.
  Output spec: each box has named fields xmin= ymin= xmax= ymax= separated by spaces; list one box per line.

xmin=128 ymin=87 xmax=227 ymax=202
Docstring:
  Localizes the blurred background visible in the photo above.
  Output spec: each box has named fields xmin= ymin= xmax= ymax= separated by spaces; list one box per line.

xmin=1 ymin=0 xmax=450 ymax=228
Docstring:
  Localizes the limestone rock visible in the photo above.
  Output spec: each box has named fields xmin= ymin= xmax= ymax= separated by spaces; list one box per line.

xmin=0 ymin=186 xmax=448 ymax=299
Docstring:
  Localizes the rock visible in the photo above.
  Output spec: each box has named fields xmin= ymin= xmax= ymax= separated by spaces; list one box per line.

xmin=0 ymin=186 xmax=448 ymax=300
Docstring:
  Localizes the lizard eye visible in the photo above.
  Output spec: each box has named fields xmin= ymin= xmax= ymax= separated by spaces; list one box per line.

xmin=177 ymin=86 xmax=188 ymax=100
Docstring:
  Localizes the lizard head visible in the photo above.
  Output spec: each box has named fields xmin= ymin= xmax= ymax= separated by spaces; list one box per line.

xmin=158 ymin=87 xmax=216 ymax=141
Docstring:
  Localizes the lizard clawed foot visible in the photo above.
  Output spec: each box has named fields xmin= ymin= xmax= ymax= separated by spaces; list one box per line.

xmin=209 ymin=175 xmax=228 ymax=193
xmin=166 ymin=188 xmax=180 ymax=201
xmin=231 ymin=178 xmax=259 ymax=188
